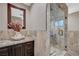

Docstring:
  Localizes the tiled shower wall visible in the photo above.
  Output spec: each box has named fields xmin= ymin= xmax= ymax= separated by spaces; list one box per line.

xmin=67 ymin=31 xmax=79 ymax=55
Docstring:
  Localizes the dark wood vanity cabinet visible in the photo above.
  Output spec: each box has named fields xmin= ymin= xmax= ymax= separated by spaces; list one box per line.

xmin=0 ymin=41 xmax=34 ymax=56
xmin=0 ymin=47 xmax=9 ymax=56
xmin=12 ymin=44 xmax=24 ymax=56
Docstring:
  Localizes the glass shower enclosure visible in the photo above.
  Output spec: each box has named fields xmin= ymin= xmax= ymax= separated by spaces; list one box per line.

xmin=50 ymin=4 xmax=67 ymax=56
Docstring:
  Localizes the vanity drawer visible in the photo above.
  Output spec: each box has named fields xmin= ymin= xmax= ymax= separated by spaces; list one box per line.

xmin=24 ymin=41 xmax=34 ymax=56
xmin=27 ymin=47 xmax=34 ymax=56
xmin=25 ymin=41 xmax=34 ymax=47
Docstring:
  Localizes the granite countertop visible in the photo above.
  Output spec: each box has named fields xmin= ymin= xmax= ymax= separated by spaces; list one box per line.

xmin=0 ymin=36 xmax=35 ymax=48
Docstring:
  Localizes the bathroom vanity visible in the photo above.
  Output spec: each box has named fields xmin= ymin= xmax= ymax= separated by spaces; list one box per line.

xmin=0 ymin=39 xmax=34 ymax=56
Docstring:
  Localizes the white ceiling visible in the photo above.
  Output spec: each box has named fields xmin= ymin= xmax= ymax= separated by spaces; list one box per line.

xmin=67 ymin=3 xmax=79 ymax=14
xmin=23 ymin=3 xmax=79 ymax=14
xmin=23 ymin=3 xmax=32 ymax=6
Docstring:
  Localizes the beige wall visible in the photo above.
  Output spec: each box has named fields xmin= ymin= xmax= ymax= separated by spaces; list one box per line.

xmin=0 ymin=3 xmax=7 ymax=30
xmin=68 ymin=12 xmax=79 ymax=31
xmin=30 ymin=3 xmax=46 ymax=31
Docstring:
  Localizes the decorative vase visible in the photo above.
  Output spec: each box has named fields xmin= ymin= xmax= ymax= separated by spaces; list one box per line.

xmin=11 ymin=31 xmax=25 ymax=40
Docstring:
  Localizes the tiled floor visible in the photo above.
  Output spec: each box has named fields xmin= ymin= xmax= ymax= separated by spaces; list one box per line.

xmin=50 ymin=37 xmax=71 ymax=56
xmin=50 ymin=47 xmax=67 ymax=56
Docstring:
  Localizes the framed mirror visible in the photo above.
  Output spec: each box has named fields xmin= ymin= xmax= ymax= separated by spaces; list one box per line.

xmin=7 ymin=3 xmax=26 ymax=29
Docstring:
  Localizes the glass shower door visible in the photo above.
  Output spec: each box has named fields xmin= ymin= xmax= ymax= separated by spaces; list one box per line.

xmin=54 ymin=18 xmax=65 ymax=50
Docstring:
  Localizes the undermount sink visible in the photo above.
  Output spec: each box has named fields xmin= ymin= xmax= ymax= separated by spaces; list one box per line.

xmin=10 ymin=32 xmax=25 ymax=41
xmin=10 ymin=36 xmax=25 ymax=41
xmin=11 ymin=38 xmax=25 ymax=41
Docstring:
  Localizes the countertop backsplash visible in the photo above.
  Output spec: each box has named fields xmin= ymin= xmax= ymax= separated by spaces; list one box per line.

xmin=0 ymin=30 xmax=37 ymax=40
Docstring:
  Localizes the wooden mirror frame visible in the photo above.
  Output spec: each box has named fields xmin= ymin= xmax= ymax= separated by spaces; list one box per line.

xmin=7 ymin=3 xmax=26 ymax=29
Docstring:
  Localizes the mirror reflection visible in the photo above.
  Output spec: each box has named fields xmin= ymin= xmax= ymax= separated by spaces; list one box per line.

xmin=8 ymin=4 xmax=26 ymax=29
